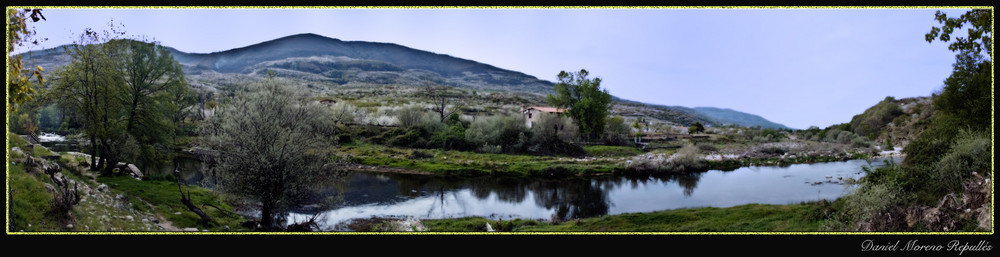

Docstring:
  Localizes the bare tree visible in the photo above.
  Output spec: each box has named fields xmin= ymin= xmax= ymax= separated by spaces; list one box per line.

xmin=199 ymin=77 xmax=342 ymax=230
xmin=423 ymin=85 xmax=469 ymax=123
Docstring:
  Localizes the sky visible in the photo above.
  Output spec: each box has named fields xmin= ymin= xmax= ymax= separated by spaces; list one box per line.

xmin=14 ymin=7 xmax=980 ymax=129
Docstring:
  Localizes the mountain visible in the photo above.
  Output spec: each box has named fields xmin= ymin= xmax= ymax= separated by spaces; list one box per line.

xmin=167 ymin=33 xmax=555 ymax=94
xmin=690 ymin=107 xmax=790 ymax=129
xmin=18 ymin=33 xmax=788 ymax=128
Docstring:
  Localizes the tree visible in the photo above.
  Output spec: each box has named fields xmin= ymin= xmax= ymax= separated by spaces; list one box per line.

xmin=51 ymin=27 xmax=128 ymax=175
xmin=200 ymin=77 xmax=341 ymax=230
xmin=546 ymin=69 xmax=613 ymax=140
xmin=111 ymin=39 xmax=190 ymax=168
xmin=925 ymin=9 xmax=992 ymax=57
xmin=688 ymin=122 xmax=705 ymax=134
xmin=423 ymin=85 xmax=469 ymax=123
xmin=7 ymin=8 xmax=46 ymax=112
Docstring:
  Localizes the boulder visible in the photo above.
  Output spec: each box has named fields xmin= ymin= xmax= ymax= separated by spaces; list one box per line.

xmin=96 ymin=184 xmax=109 ymax=192
xmin=52 ymin=172 xmax=67 ymax=187
xmin=182 ymin=227 xmax=199 ymax=232
xmin=117 ymin=163 xmax=144 ymax=179
xmin=44 ymin=183 xmax=56 ymax=194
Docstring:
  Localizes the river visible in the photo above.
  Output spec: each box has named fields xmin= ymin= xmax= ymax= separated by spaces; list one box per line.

xmin=288 ymin=157 xmax=900 ymax=231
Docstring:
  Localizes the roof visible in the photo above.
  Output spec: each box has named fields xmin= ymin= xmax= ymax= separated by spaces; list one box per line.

xmin=524 ymin=106 xmax=568 ymax=113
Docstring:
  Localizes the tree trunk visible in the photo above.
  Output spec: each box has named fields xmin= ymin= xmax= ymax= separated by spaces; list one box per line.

xmin=178 ymin=181 xmax=213 ymax=224
xmin=259 ymin=203 xmax=274 ymax=231
xmin=90 ymin=136 xmax=99 ymax=171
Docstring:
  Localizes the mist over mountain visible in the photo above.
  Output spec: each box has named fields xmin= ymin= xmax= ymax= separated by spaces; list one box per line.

xmin=19 ymin=33 xmax=789 ymax=128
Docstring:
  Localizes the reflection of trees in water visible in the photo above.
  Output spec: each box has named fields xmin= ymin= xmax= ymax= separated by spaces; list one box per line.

xmin=621 ymin=172 xmax=703 ymax=197
xmin=335 ymin=170 xmax=704 ymax=221
xmin=519 ymin=179 xmax=610 ymax=221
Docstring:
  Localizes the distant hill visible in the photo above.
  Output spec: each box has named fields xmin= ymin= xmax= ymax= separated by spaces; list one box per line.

xmin=19 ymin=33 xmax=789 ymax=129
xmin=690 ymin=107 xmax=790 ymax=129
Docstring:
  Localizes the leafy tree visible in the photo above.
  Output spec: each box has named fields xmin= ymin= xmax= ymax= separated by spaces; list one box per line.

xmin=925 ymin=9 xmax=992 ymax=56
xmin=7 ymin=8 xmax=46 ymax=112
xmin=199 ymin=77 xmax=341 ymax=230
xmin=51 ymin=27 xmax=128 ymax=174
xmin=546 ymin=69 xmax=613 ymax=140
xmin=603 ymin=116 xmax=631 ymax=146
xmin=688 ymin=121 xmax=705 ymax=134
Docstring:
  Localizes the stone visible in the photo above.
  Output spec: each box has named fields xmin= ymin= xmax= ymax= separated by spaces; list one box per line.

xmin=182 ymin=227 xmax=199 ymax=232
xmin=52 ymin=172 xmax=66 ymax=187
xmin=126 ymin=215 xmax=134 ymax=221
xmin=66 ymin=224 xmax=74 ymax=229
xmin=126 ymin=163 xmax=143 ymax=179
xmin=44 ymin=183 xmax=56 ymax=194
xmin=97 ymin=184 xmax=109 ymax=192
xmin=174 ymin=212 xmax=182 ymax=215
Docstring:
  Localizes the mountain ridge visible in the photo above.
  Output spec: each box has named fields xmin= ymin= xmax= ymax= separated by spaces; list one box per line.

xmin=19 ymin=33 xmax=790 ymax=128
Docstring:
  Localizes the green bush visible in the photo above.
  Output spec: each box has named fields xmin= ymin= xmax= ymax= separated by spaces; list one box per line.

xmin=930 ymin=131 xmax=991 ymax=195
xmin=603 ymin=116 xmax=632 ymax=146
xmin=850 ymin=97 xmax=903 ymax=139
xmin=850 ymin=137 xmax=871 ymax=149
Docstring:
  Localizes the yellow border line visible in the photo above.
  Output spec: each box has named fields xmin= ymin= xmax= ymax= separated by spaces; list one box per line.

xmin=4 ymin=5 xmax=995 ymax=236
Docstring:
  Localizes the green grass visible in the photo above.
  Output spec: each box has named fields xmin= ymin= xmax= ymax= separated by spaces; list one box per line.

xmin=97 ymin=176 xmax=246 ymax=231
xmin=8 ymin=132 xmax=55 ymax=157
xmin=421 ymin=203 xmax=830 ymax=232
xmin=338 ymin=143 xmax=627 ymax=176
xmin=8 ymin=164 xmax=64 ymax=232
xmin=583 ymin=145 xmax=644 ymax=157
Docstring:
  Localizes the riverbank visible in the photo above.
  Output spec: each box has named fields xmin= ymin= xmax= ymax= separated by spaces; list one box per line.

xmin=347 ymin=201 xmax=839 ymax=232
xmin=7 ymin=132 xmax=245 ymax=232
xmin=335 ymin=142 xmax=881 ymax=177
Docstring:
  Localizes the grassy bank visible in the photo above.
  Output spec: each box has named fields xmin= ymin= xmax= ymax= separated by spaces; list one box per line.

xmin=419 ymin=202 xmax=834 ymax=232
xmin=337 ymin=143 xmax=627 ymax=177
xmin=339 ymin=142 xmax=872 ymax=177
xmin=96 ymin=176 xmax=246 ymax=231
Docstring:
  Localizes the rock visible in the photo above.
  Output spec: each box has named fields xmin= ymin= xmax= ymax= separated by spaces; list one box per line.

xmin=126 ymin=215 xmax=134 ymax=221
xmin=52 ymin=172 xmax=66 ymax=187
xmin=174 ymin=212 xmax=182 ymax=215
xmin=485 ymin=222 xmax=494 ymax=232
xmin=126 ymin=163 xmax=143 ymax=179
xmin=44 ymin=161 xmax=61 ymax=175
xmin=66 ymin=224 xmax=74 ymax=229
xmin=142 ymin=218 xmax=149 ymax=223
xmin=97 ymin=184 xmax=109 ymax=192
xmin=43 ymin=155 xmax=61 ymax=161
xmin=44 ymin=183 xmax=56 ymax=194
xmin=182 ymin=227 xmax=199 ymax=232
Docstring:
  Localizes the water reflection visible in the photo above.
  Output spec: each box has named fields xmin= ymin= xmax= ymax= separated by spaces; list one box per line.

xmin=297 ymin=158 xmax=897 ymax=230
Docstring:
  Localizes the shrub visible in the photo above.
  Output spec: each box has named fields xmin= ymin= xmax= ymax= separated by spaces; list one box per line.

xmin=602 ymin=116 xmax=632 ymax=146
xmin=931 ymin=131 xmax=991 ymax=195
xmin=696 ymin=143 xmax=717 ymax=152
xmin=850 ymin=137 xmax=871 ymax=149
xmin=840 ymin=182 xmax=909 ymax=231
xmin=850 ymin=96 xmax=903 ymax=139
xmin=533 ymin=112 xmax=580 ymax=144
xmin=668 ymin=144 xmax=706 ymax=172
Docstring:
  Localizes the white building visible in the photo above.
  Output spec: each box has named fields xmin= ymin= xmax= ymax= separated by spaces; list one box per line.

xmin=521 ymin=106 xmax=568 ymax=128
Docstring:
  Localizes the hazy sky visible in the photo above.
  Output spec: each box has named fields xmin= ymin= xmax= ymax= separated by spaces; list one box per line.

xmin=17 ymin=7 xmax=976 ymax=129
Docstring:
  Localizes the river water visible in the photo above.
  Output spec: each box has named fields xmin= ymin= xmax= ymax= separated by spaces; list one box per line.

xmin=288 ymin=157 xmax=900 ymax=230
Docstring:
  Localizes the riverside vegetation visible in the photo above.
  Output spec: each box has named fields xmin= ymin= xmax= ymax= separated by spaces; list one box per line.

xmin=7 ymin=9 xmax=990 ymax=232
